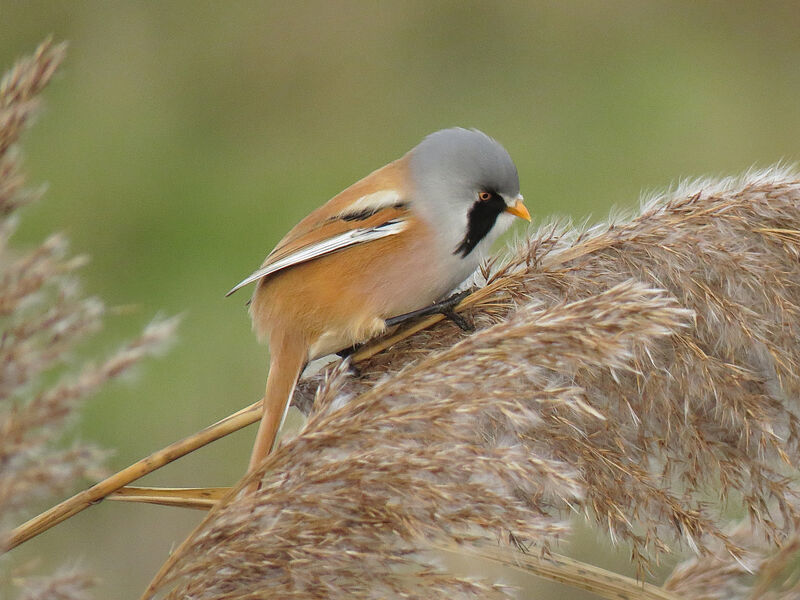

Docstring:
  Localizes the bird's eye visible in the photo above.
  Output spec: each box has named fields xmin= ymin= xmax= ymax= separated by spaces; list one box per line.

xmin=478 ymin=191 xmax=492 ymax=201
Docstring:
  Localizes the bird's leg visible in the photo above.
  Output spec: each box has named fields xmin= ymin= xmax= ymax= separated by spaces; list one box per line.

xmin=385 ymin=289 xmax=474 ymax=331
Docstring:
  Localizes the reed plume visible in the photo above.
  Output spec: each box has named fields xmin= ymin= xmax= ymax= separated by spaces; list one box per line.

xmin=664 ymin=522 xmax=800 ymax=600
xmin=146 ymin=167 xmax=800 ymax=598
xmin=0 ymin=41 xmax=178 ymax=599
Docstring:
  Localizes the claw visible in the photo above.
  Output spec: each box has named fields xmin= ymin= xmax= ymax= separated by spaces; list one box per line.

xmin=442 ymin=308 xmax=474 ymax=331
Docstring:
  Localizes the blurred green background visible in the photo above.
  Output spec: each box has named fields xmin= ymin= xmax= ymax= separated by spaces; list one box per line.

xmin=3 ymin=1 xmax=800 ymax=597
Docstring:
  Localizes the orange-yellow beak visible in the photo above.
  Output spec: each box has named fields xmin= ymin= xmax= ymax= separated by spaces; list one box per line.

xmin=504 ymin=197 xmax=531 ymax=222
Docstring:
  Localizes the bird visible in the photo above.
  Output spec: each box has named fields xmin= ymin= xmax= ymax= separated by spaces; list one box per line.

xmin=227 ymin=128 xmax=530 ymax=477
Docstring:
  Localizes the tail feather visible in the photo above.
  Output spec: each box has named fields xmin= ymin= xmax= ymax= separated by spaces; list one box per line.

xmin=247 ymin=332 xmax=306 ymax=475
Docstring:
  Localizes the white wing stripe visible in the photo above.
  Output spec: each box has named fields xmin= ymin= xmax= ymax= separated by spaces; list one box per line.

xmin=335 ymin=190 xmax=402 ymax=219
xmin=226 ymin=219 xmax=408 ymax=296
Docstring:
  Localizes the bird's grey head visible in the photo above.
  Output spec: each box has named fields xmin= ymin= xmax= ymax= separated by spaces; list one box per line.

xmin=409 ymin=128 xmax=519 ymax=202
xmin=408 ymin=128 xmax=525 ymax=259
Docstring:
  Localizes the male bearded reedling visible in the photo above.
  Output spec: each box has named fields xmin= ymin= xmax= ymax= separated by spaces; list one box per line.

xmin=227 ymin=128 xmax=530 ymax=478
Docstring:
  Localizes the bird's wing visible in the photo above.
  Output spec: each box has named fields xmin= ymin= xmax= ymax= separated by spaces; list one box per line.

xmin=226 ymin=202 xmax=411 ymax=297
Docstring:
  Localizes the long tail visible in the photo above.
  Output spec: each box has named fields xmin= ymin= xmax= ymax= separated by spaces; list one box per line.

xmin=247 ymin=332 xmax=306 ymax=475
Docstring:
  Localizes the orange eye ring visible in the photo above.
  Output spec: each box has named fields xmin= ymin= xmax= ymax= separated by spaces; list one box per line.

xmin=478 ymin=191 xmax=492 ymax=202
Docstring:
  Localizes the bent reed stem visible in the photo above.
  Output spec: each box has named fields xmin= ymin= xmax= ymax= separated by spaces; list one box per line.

xmin=3 ymin=400 xmax=261 ymax=551
xmin=5 ymin=283 xmax=492 ymax=549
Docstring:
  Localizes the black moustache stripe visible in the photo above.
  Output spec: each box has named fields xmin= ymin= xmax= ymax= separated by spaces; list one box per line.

xmin=454 ymin=193 xmax=506 ymax=257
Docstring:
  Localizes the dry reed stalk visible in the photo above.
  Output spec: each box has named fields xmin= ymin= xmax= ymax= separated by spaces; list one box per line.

xmin=440 ymin=542 xmax=679 ymax=600
xmin=107 ymin=487 xmax=228 ymax=510
xmin=0 ymin=40 xmax=177 ymax=599
xmin=5 ymin=398 xmax=258 ymax=550
xmin=11 ymin=267 xmax=528 ymax=532
xmin=146 ymin=167 xmax=800 ymax=599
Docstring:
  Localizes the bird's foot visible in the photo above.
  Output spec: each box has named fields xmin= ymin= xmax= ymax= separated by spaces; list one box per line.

xmin=385 ymin=289 xmax=474 ymax=331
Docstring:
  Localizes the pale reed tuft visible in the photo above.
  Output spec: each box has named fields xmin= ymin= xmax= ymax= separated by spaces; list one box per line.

xmin=665 ymin=522 xmax=800 ymax=599
xmin=0 ymin=41 xmax=178 ymax=600
xmin=150 ymin=282 xmax=686 ymax=599
xmin=148 ymin=166 xmax=800 ymax=598
xmin=14 ymin=570 xmax=97 ymax=600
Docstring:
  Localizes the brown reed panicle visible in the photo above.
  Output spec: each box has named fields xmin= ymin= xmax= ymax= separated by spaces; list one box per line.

xmin=150 ymin=281 xmax=689 ymax=599
xmin=148 ymin=168 xmax=800 ymax=599
xmin=0 ymin=40 xmax=178 ymax=599
xmin=664 ymin=523 xmax=800 ymax=599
